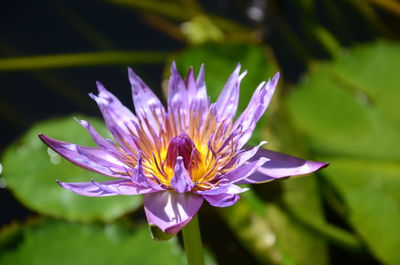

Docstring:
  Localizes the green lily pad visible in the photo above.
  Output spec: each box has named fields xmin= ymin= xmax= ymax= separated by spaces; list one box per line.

xmin=1 ymin=115 xmax=141 ymax=222
xmin=287 ymin=40 xmax=400 ymax=264
xmin=265 ymin=177 xmax=329 ymax=265
xmin=320 ymin=158 xmax=400 ymax=264
xmin=0 ymin=219 xmax=185 ymax=265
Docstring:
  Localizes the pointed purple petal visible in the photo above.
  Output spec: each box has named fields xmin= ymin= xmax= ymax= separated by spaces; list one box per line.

xmin=196 ymin=184 xmax=247 ymax=207
xmin=214 ymin=64 xmax=246 ymax=122
xmin=76 ymin=119 xmax=119 ymax=153
xmin=144 ymin=191 xmax=203 ymax=234
xmin=187 ymin=64 xmax=209 ymax=114
xmin=221 ymin=157 xmax=269 ymax=184
xmin=57 ymin=180 xmax=116 ymax=196
xmin=235 ymin=141 xmax=267 ymax=165
xmin=167 ymin=62 xmax=192 ymax=132
xmin=131 ymin=151 xmax=148 ymax=184
xmin=196 ymin=63 xmax=206 ymax=89
xmin=202 ymin=193 xmax=240 ymax=207
xmin=197 ymin=183 xmax=248 ymax=196
xmin=57 ymin=179 xmax=157 ymax=197
xmin=91 ymin=179 xmax=159 ymax=195
xmin=233 ymin=72 xmax=280 ymax=148
xmin=237 ymin=148 xmax=329 ymax=184
xmin=90 ymin=82 xmax=138 ymax=152
xmin=168 ymin=62 xmax=189 ymax=112
xmin=170 ymin=157 xmax=194 ymax=193
xmin=131 ymin=152 xmax=164 ymax=190
xmin=166 ymin=62 xmax=191 ymax=132
xmin=186 ymin=67 xmax=196 ymax=94
xmin=39 ymin=134 xmax=128 ymax=178
xmin=128 ymin=67 xmax=166 ymax=135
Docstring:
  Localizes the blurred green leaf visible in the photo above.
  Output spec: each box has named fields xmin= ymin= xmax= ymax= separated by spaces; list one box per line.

xmin=321 ymin=158 xmax=400 ymax=264
xmin=149 ymin=225 xmax=175 ymax=242
xmin=2 ymin=115 xmax=141 ymax=222
xmin=181 ymin=15 xmax=223 ymax=44
xmin=0 ymin=219 xmax=186 ymax=265
xmin=263 ymin=177 xmax=329 ymax=265
xmin=287 ymin=40 xmax=400 ymax=264
xmin=219 ymin=186 xmax=329 ymax=265
xmin=174 ymin=42 xmax=278 ymax=145
xmin=218 ymin=193 xmax=283 ymax=265
xmin=289 ymin=41 xmax=400 ymax=159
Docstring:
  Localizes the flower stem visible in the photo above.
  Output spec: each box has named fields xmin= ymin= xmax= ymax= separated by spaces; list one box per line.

xmin=182 ymin=215 xmax=205 ymax=265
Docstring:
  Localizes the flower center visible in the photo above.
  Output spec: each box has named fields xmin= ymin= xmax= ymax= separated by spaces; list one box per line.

xmin=165 ymin=132 xmax=200 ymax=170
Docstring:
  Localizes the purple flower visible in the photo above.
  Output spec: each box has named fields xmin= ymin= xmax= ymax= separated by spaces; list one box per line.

xmin=39 ymin=63 xmax=327 ymax=234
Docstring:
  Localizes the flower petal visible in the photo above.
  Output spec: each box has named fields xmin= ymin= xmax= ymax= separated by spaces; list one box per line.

xmin=39 ymin=134 xmax=128 ymax=178
xmin=76 ymin=119 xmax=119 ymax=154
xmin=214 ymin=64 xmax=246 ymax=122
xmin=57 ymin=179 xmax=157 ymax=197
xmin=129 ymin=152 xmax=164 ymax=190
xmin=233 ymin=72 xmax=279 ymax=148
xmin=196 ymin=63 xmax=206 ymax=90
xmin=197 ymin=183 xmax=248 ymax=196
xmin=128 ymin=67 xmax=166 ymax=135
xmin=131 ymin=151 xmax=149 ymax=184
xmin=168 ymin=62 xmax=189 ymax=113
xmin=185 ymin=66 xmax=196 ymax=95
xmin=235 ymin=141 xmax=267 ymax=165
xmin=202 ymin=193 xmax=239 ymax=207
xmin=187 ymin=64 xmax=209 ymax=114
xmin=237 ymin=148 xmax=329 ymax=184
xmin=170 ymin=157 xmax=194 ymax=193
xmin=90 ymin=82 xmax=138 ymax=152
xmin=220 ymin=157 xmax=269 ymax=184
xmin=196 ymin=184 xmax=248 ymax=207
xmin=144 ymin=191 xmax=203 ymax=234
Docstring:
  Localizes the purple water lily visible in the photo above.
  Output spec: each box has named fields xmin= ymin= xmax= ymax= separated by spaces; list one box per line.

xmin=39 ymin=63 xmax=327 ymax=234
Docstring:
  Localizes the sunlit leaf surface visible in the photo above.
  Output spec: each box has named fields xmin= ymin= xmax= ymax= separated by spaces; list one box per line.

xmin=0 ymin=219 xmax=185 ymax=265
xmin=288 ymin=40 xmax=400 ymax=265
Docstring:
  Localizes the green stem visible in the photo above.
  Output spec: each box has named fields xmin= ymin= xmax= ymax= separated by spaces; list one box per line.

xmin=182 ymin=215 xmax=205 ymax=265
xmin=312 ymin=25 xmax=342 ymax=57
xmin=0 ymin=51 xmax=169 ymax=71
